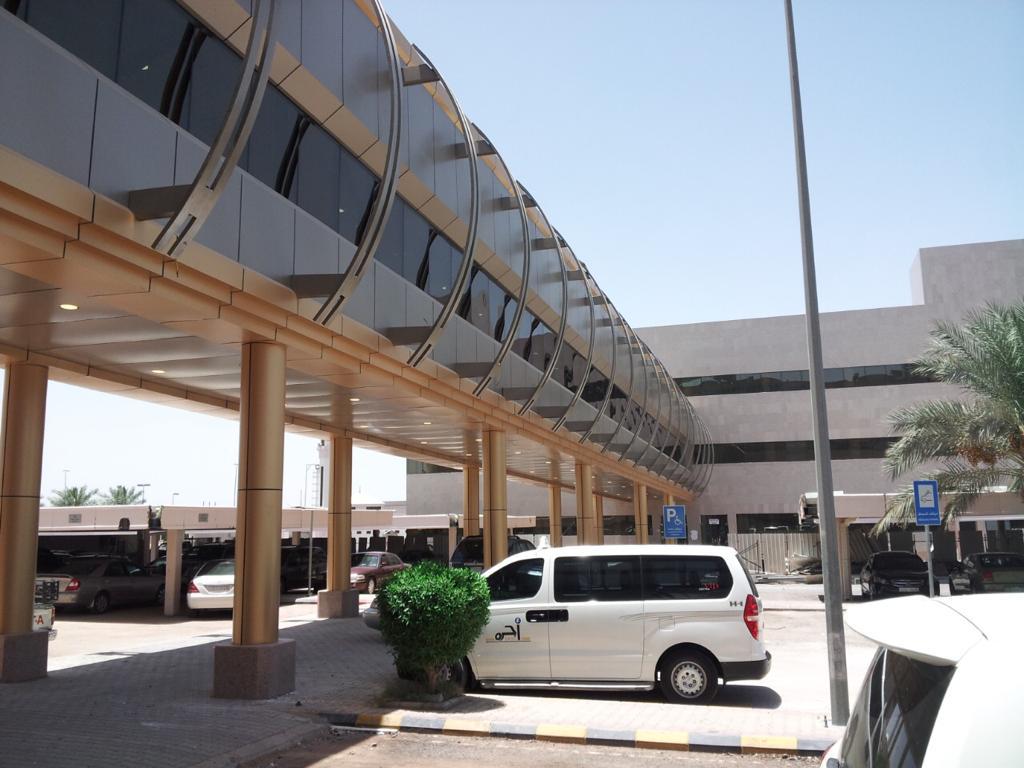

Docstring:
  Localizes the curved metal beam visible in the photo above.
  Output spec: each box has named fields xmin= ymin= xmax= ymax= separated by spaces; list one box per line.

xmin=407 ymin=49 xmax=480 ymax=366
xmin=660 ymin=364 xmax=686 ymax=478
xmin=580 ymin=292 xmax=618 ymax=445
xmin=636 ymin=342 xmax=665 ymax=470
xmin=648 ymin=360 xmax=676 ymax=476
xmin=600 ymin=309 xmax=637 ymax=454
xmin=472 ymin=139 xmax=531 ymax=396
xmin=140 ymin=0 xmax=276 ymax=257
xmin=552 ymin=258 xmax=597 ymax=431
xmin=517 ymin=220 xmax=569 ymax=416
xmin=674 ymin=397 xmax=699 ymax=486
xmin=313 ymin=0 xmax=402 ymax=326
xmin=619 ymin=327 xmax=651 ymax=462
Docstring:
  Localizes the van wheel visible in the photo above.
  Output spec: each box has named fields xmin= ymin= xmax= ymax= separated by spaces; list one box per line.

xmin=659 ymin=649 xmax=719 ymax=704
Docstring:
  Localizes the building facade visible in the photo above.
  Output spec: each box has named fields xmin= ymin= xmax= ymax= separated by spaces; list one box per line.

xmin=640 ymin=239 xmax=1024 ymax=544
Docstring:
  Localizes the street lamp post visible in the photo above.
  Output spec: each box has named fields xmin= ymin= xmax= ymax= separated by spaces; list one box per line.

xmin=137 ymin=483 xmax=151 ymax=504
xmin=783 ymin=0 xmax=849 ymax=726
xmin=171 ymin=492 xmax=179 ymax=505
xmin=63 ymin=469 xmax=70 ymax=490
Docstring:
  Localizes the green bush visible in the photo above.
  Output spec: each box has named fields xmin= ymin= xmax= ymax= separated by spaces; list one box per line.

xmin=378 ymin=561 xmax=490 ymax=692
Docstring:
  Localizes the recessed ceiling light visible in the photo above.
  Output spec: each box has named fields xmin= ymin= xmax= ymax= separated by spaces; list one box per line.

xmin=151 ymin=369 xmax=165 ymax=374
xmin=420 ymin=441 xmax=428 ymax=445
xmin=465 ymin=452 xmax=472 ymax=456
xmin=349 ymin=397 xmax=360 ymax=402
xmin=358 ymin=424 xmax=370 ymax=429
xmin=514 ymin=450 xmax=522 ymax=455
xmin=423 ymin=421 xmax=432 ymax=425
xmin=475 ymin=438 xmax=482 ymax=442
xmin=59 ymin=303 xmax=78 ymax=311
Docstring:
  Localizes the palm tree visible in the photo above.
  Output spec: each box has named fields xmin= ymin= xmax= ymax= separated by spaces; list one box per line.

xmin=48 ymin=485 xmax=99 ymax=506
xmin=101 ymin=485 xmax=146 ymax=505
xmin=877 ymin=302 xmax=1024 ymax=531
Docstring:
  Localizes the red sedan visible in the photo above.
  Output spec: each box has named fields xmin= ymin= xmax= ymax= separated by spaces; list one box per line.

xmin=350 ymin=551 xmax=408 ymax=594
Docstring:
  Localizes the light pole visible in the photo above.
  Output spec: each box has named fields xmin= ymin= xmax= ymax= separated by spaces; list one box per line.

xmin=171 ymin=492 xmax=179 ymax=505
xmin=63 ymin=469 xmax=70 ymax=489
xmin=137 ymin=483 xmax=151 ymax=504
xmin=783 ymin=0 xmax=849 ymax=726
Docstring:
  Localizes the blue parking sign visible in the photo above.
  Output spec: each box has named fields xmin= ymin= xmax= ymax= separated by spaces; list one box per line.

xmin=663 ymin=505 xmax=687 ymax=539
xmin=913 ymin=480 xmax=941 ymax=526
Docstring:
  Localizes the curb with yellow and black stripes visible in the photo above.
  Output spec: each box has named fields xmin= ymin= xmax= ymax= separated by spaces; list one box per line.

xmin=321 ymin=711 xmax=835 ymax=757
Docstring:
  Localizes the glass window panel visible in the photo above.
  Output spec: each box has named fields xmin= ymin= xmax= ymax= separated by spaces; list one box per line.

xmin=246 ymin=86 xmax=301 ymax=191
xmin=427 ymin=237 xmax=455 ymax=302
xmin=403 ymin=212 xmax=432 ymax=287
xmin=116 ymin=0 xmax=192 ymax=111
xmin=25 ymin=0 xmax=123 ymax=79
xmin=337 ymin=150 xmax=377 ymax=245
xmin=643 ymin=555 xmax=733 ymax=600
xmin=469 ymin=270 xmax=490 ymax=335
xmin=487 ymin=558 xmax=544 ymax=602
xmin=181 ymin=34 xmax=242 ymax=147
xmin=293 ymin=123 xmax=341 ymax=230
xmin=374 ymin=198 xmax=404 ymax=275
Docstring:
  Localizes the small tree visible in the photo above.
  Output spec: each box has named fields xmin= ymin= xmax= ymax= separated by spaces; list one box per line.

xmin=101 ymin=485 xmax=145 ymax=505
xmin=48 ymin=485 xmax=98 ymax=506
xmin=378 ymin=561 xmax=490 ymax=693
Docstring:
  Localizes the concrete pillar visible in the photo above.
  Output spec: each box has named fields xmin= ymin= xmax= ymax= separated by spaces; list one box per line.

xmin=837 ymin=520 xmax=853 ymax=600
xmin=633 ymin=482 xmax=649 ymax=544
xmin=482 ymin=430 xmax=508 ymax=569
xmin=163 ymin=529 xmax=183 ymax=616
xmin=593 ymin=494 xmax=605 ymax=545
xmin=0 ymin=362 xmax=49 ymax=682
xmin=319 ymin=435 xmax=359 ymax=618
xmin=214 ymin=342 xmax=294 ymax=699
xmin=575 ymin=462 xmax=597 ymax=544
xmin=147 ymin=532 xmax=160 ymax=563
xmin=548 ymin=485 xmax=562 ymax=547
xmin=463 ymin=466 xmax=480 ymax=536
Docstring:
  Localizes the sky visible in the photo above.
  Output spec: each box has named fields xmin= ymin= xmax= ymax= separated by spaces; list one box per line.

xmin=21 ymin=0 xmax=1024 ymax=507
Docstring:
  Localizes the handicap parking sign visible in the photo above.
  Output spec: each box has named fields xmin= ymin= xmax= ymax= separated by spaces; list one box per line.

xmin=663 ymin=505 xmax=687 ymax=539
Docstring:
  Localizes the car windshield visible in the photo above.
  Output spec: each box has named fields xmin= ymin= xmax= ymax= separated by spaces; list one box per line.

xmin=352 ymin=553 xmax=381 ymax=568
xmin=979 ymin=553 xmax=1024 ymax=568
xmin=62 ymin=559 xmax=107 ymax=575
xmin=875 ymin=553 xmax=925 ymax=570
xmin=451 ymin=538 xmax=483 ymax=564
xmin=198 ymin=560 xmax=234 ymax=577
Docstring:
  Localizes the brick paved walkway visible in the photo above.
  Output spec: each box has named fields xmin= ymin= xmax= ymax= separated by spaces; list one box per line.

xmin=0 ymin=590 xmax=862 ymax=767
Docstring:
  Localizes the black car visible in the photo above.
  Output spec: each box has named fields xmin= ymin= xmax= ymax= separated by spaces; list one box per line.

xmin=450 ymin=534 xmax=535 ymax=571
xmin=860 ymin=550 xmax=937 ymax=599
xmin=399 ymin=547 xmax=443 ymax=566
xmin=281 ymin=546 xmax=326 ymax=592
xmin=950 ymin=552 xmax=1024 ymax=594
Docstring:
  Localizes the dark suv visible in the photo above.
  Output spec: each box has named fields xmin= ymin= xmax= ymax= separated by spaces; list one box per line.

xmin=450 ymin=535 xmax=535 ymax=571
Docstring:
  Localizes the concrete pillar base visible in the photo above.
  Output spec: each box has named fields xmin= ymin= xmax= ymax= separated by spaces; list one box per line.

xmin=0 ymin=630 xmax=48 ymax=683
xmin=317 ymin=589 xmax=360 ymax=619
xmin=212 ymin=638 xmax=295 ymax=699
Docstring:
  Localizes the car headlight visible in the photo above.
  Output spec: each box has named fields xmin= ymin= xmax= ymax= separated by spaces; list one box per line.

xmin=350 ymin=574 xmax=365 ymax=582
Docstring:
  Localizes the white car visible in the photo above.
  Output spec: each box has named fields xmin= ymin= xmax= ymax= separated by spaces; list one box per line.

xmin=822 ymin=594 xmax=1024 ymax=767
xmin=186 ymin=559 xmax=235 ymax=611
xmin=468 ymin=544 xmax=769 ymax=703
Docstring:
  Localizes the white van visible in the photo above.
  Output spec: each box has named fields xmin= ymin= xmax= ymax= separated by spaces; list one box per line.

xmin=467 ymin=544 xmax=769 ymax=703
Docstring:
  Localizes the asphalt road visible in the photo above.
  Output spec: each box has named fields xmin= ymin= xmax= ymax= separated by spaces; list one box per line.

xmin=243 ymin=728 xmax=821 ymax=768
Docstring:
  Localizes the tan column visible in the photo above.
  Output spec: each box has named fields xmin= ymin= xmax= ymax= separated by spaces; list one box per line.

xmin=593 ymin=494 xmax=605 ymax=545
xmin=215 ymin=342 xmax=293 ymax=699
xmin=633 ymin=482 xmax=649 ymax=544
xmin=319 ymin=435 xmax=358 ymax=618
xmin=0 ymin=362 xmax=49 ymax=682
xmin=482 ymin=430 xmax=508 ymax=569
xmin=163 ymin=529 xmax=183 ymax=617
xmin=575 ymin=462 xmax=596 ymax=544
xmin=548 ymin=485 xmax=562 ymax=547
xmin=463 ymin=465 xmax=480 ymax=536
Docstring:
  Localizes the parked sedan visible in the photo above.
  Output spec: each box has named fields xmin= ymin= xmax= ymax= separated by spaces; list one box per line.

xmin=350 ymin=551 xmax=407 ymax=594
xmin=186 ymin=559 xmax=235 ymax=612
xmin=951 ymin=552 xmax=1024 ymax=594
xmin=40 ymin=556 xmax=165 ymax=614
xmin=860 ymin=550 xmax=936 ymax=599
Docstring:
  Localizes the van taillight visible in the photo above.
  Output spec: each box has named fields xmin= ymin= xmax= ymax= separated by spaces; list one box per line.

xmin=187 ymin=581 xmax=199 ymax=593
xmin=743 ymin=594 xmax=760 ymax=640
xmin=66 ymin=577 xmax=80 ymax=592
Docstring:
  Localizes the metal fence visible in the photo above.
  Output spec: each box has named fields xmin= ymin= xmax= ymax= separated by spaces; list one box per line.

xmin=728 ymin=532 xmax=821 ymax=575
